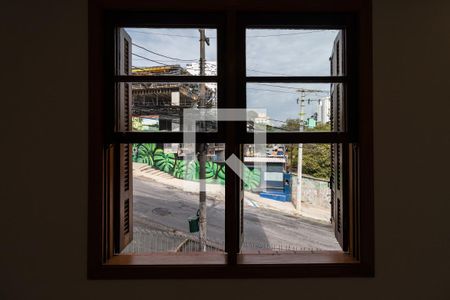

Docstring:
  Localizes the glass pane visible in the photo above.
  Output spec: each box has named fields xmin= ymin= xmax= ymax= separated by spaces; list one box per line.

xmin=125 ymin=82 xmax=218 ymax=132
xmin=121 ymin=143 xmax=226 ymax=254
xmin=246 ymin=29 xmax=343 ymax=76
xmin=247 ymin=83 xmax=343 ymax=132
xmin=241 ymin=143 xmax=340 ymax=253
xmin=120 ymin=28 xmax=217 ymax=76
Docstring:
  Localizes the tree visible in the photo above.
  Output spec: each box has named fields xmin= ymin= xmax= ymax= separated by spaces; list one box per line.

xmin=283 ymin=120 xmax=331 ymax=179
xmin=284 ymin=118 xmax=301 ymax=131
xmin=302 ymin=143 xmax=331 ymax=179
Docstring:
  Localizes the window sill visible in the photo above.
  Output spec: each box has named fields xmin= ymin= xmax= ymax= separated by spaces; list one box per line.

xmin=237 ymin=251 xmax=356 ymax=264
xmin=106 ymin=252 xmax=227 ymax=265
xmin=88 ymin=251 xmax=370 ymax=279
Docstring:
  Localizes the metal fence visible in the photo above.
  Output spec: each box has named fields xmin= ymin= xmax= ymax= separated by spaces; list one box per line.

xmin=121 ymin=228 xmax=224 ymax=254
xmin=122 ymin=227 xmax=320 ymax=254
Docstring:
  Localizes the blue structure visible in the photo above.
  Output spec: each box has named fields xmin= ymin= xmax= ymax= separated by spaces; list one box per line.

xmin=259 ymin=172 xmax=292 ymax=202
xmin=243 ymin=145 xmax=292 ymax=203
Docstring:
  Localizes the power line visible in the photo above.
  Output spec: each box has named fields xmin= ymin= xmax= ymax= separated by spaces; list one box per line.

xmin=247 ymin=87 xmax=297 ymax=95
xmin=246 ymin=30 xmax=328 ymax=38
xmin=132 ymin=43 xmax=197 ymax=62
xmin=246 ymin=68 xmax=329 ymax=79
xmin=130 ymin=55 xmax=327 ymax=88
xmin=248 ymin=88 xmax=329 ymax=101
xmin=254 ymin=83 xmax=329 ymax=93
xmin=132 ymin=52 xmax=219 ymax=72
xmin=254 ymin=83 xmax=301 ymax=90
xmin=127 ymin=29 xmax=217 ymax=39
xmin=132 ymin=53 xmax=169 ymax=66
xmin=127 ymin=29 xmax=329 ymax=39
xmin=246 ymin=68 xmax=292 ymax=76
xmin=126 ymin=30 xmax=198 ymax=38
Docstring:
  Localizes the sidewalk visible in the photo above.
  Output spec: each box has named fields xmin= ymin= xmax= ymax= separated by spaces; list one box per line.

xmin=244 ymin=191 xmax=331 ymax=223
xmin=133 ymin=163 xmax=331 ymax=224
xmin=133 ymin=163 xmax=225 ymax=200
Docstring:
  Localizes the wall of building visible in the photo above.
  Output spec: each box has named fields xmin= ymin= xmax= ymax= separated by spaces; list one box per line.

xmin=1 ymin=0 xmax=450 ymax=299
xmin=302 ymin=177 xmax=330 ymax=208
xmin=292 ymin=175 xmax=331 ymax=210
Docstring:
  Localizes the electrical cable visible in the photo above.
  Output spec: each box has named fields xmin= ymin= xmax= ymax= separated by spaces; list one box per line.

xmin=127 ymin=29 xmax=329 ymax=39
xmin=246 ymin=68 xmax=292 ymax=76
xmin=253 ymin=83 xmax=329 ymax=93
xmin=132 ymin=43 xmax=197 ymax=62
xmin=247 ymin=87 xmax=297 ymax=94
xmin=126 ymin=29 xmax=217 ymax=39
xmin=132 ymin=53 xmax=169 ymax=66
xmin=246 ymin=30 xmax=328 ymax=38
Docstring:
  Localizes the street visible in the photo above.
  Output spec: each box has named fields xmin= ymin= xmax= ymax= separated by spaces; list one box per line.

xmin=123 ymin=175 xmax=341 ymax=254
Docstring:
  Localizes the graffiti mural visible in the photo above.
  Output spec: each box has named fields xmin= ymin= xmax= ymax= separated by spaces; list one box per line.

xmin=133 ymin=144 xmax=233 ymax=187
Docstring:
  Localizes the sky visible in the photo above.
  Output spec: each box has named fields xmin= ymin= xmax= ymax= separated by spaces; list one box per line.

xmin=125 ymin=28 xmax=339 ymax=130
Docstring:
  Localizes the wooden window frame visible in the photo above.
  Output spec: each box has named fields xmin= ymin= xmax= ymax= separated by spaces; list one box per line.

xmin=88 ymin=0 xmax=374 ymax=279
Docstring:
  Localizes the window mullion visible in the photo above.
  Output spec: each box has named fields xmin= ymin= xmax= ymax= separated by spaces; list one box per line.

xmin=223 ymin=10 xmax=243 ymax=264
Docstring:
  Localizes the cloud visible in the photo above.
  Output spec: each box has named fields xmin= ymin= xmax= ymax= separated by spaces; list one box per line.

xmin=246 ymin=29 xmax=339 ymax=76
xmin=125 ymin=28 xmax=217 ymax=68
xmin=125 ymin=27 xmax=339 ymax=125
xmin=247 ymin=83 xmax=331 ymax=123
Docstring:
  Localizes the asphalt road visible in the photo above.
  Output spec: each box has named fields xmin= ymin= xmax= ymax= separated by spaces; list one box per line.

xmin=124 ymin=175 xmax=340 ymax=253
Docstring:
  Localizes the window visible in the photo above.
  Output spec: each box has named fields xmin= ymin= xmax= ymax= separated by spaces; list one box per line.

xmin=89 ymin=0 xmax=374 ymax=278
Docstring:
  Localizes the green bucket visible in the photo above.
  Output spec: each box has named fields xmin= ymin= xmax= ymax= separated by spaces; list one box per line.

xmin=188 ymin=210 xmax=200 ymax=233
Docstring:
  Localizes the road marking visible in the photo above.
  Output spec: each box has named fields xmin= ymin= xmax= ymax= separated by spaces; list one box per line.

xmin=244 ymin=198 xmax=260 ymax=208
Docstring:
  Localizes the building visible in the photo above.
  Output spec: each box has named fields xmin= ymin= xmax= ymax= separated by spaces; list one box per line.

xmin=318 ymin=96 xmax=331 ymax=124
xmin=131 ymin=67 xmax=217 ymax=132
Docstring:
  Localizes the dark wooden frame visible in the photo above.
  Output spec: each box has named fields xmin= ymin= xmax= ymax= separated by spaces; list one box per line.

xmin=88 ymin=0 xmax=374 ymax=278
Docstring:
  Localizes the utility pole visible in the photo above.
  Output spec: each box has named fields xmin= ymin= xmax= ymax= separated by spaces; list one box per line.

xmin=296 ymin=91 xmax=305 ymax=213
xmin=294 ymin=88 xmax=328 ymax=213
xmin=198 ymin=29 xmax=209 ymax=251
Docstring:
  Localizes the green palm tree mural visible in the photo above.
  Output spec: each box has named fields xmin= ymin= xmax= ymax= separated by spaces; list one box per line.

xmin=243 ymin=167 xmax=261 ymax=190
xmin=153 ymin=148 xmax=175 ymax=173
xmin=172 ymin=159 xmax=186 ymax=179
xmin=205 ymin=161 xmax=219 ymax=183
xmin=133 ymin=143 xmax=156 ymax=166
xmin=185 ymin=160 xmax=200 ymax=181
xmin=131 ymin=144 xmax=258 ymax=187
xmin=217 ymin=165 xmax=226 ymax=185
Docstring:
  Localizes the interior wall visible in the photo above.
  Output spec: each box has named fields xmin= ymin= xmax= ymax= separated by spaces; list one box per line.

xmin=1 ymin=0 xmax=449 ymax=299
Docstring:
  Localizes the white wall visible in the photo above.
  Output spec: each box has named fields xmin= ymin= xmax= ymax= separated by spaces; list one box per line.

xmin=1 ymin=0 xmax=449 ymax=299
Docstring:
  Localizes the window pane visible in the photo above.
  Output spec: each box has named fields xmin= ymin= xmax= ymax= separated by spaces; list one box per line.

xmin=121 ymin=143 xmax=226 ymax=254
xmin=241 ymin=143 xmax=340 ymax=253
xmin=120 ymin=28 xmax=217 ymax=76
xmin=247 ymin=83 xmax=344 ymax=132
xmin=119 ymin=82 xmax=218 ymax=132
xmin=246 ymin=29 xmax=343 ymax=76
